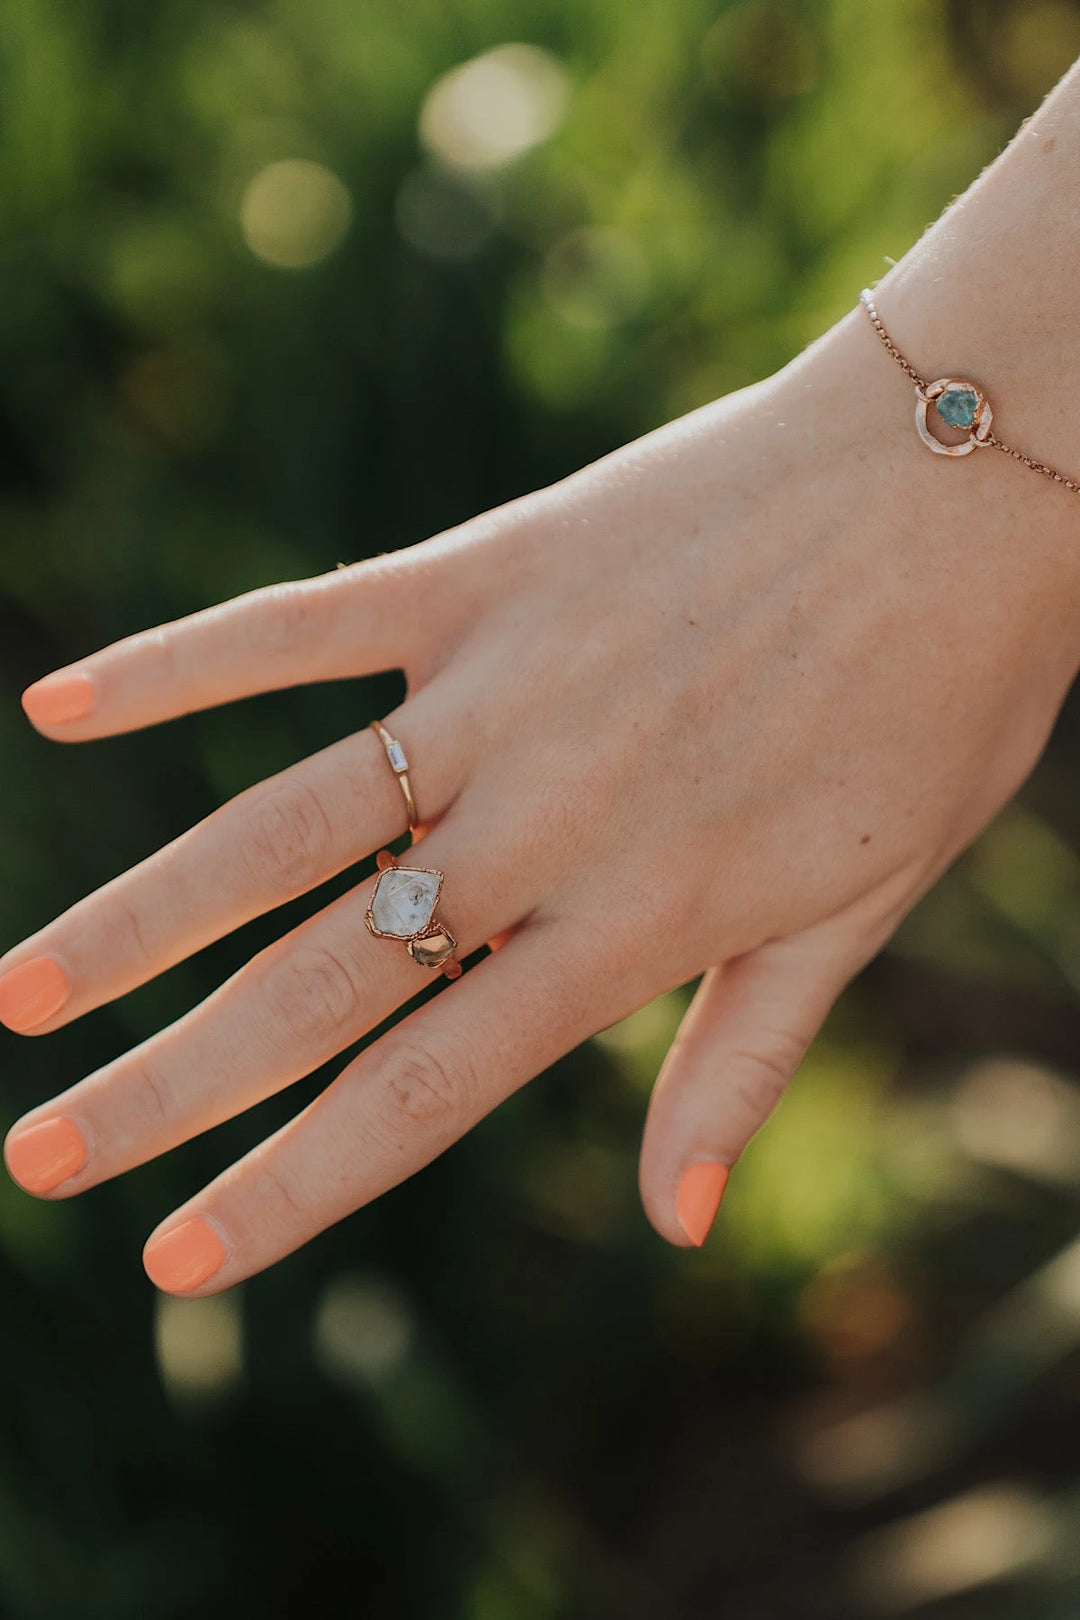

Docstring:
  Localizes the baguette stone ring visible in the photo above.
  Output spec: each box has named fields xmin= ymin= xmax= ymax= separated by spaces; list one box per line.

xmin=370 ymin=719 xmax=418 ymax=833
xmin=364 ymin=849 xmax=463 ymax=979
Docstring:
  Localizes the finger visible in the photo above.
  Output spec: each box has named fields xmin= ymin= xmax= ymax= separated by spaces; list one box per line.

xmin=638 ymin=911 xmax=884 ymax=1249
xmin=2 ymin=804 xmax=535 ymax=1198
xmin=138 ymin=915 xmax=609 ymax=1295
xmin=0 ymin=684 xmax=463 ymax=1035
xmin=20 ymin=554 xmax=427 ymax=740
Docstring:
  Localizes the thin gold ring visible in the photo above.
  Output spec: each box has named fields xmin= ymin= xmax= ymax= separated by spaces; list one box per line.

xmin=364 ymin=849 xmax=462 ymax=979
xmin=370 ymin=719 xmax=418 ymax=833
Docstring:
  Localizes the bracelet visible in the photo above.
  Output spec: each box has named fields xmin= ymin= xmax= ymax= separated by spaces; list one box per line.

xmin=858 ymin=287 xmax=1080 ymax=496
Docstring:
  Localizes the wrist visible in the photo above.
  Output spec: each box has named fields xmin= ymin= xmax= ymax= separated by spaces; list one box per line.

xmin=848 ymin=55 xmax=1080 ymax=538
xmin=764 ymin=297 xmax=1080 ymax=687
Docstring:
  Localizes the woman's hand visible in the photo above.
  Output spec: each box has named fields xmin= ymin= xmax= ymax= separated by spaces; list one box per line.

xmin=3 ymin=298 xmax=1078 ymax=1295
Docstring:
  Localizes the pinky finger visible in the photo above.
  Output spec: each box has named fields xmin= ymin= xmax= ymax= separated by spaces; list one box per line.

xmin=140 ymin=917 xmax=607 ymax=1295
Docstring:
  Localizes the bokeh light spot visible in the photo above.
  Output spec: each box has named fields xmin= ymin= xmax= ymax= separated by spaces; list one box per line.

xmin=950 ymin=1058 xmax=1080 ymax=1186
xmin=849 ymin=1484 xmax=1054 ymax=1612
xmin=154 ymin=1290 xmax=243 ymax=1405
xmin=240 ymin=159 xmax=352 ymax=269
xmin=419 ymin=44 xmax=569 ymax=172
xmin=793 ymin=1393 xmax=954 ymax=1501
xmin=314 ymin=1272 xmax=415 ymax=1388
xmin=799 ymin=1251 xmax=919 ymax=1370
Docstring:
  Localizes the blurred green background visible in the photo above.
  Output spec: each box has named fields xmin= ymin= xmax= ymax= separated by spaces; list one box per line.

xmin=4 ymin=0 xmax=1080 ymax=1615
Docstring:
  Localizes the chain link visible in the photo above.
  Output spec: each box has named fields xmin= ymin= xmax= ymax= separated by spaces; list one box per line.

xmin=858 ymin=287 xmax=1080 ymax=496
xmin=859 ymin=290 xmax=925 ymax=386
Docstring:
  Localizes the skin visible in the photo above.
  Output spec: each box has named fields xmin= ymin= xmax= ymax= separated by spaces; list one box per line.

xmin=5 ymin=58 xmax=1080 ymax=1293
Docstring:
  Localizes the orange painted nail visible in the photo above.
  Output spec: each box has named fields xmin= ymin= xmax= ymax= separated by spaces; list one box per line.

xmin=144 ymin=1218 xmax=227 ymax=1293
xmin=5 ymin=1116 xmax=87 ymax=1193
xmin=21 ymin=671 xmax=95 ymax=725
xmin=676 ymin=1161 xmax=730 ymax=1246
xmin=0 ymin=956 xmax=69 ymax=1032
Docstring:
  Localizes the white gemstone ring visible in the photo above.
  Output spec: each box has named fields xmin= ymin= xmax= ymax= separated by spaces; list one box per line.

xmin=370 ymin=718 xmax=418 ymax=832
xmin=364 ymin=850 xmax=462 ymax=979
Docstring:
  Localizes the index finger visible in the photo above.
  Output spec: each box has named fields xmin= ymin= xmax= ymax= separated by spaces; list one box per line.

xmin=20 ymin=556 xmax=417 ymax=741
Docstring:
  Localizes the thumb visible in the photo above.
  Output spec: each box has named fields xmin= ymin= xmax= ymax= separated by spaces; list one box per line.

xmin=639 ymin=912 xmax=883 ymax=1248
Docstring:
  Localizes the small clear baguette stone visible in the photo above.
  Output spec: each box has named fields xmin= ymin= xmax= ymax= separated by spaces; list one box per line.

xmin=387 ymin=740 xmax=408 ymax=772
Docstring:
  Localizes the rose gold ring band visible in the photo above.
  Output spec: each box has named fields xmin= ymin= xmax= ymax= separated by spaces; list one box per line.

xmin=370 ymin=718 xmax=418 ymax=833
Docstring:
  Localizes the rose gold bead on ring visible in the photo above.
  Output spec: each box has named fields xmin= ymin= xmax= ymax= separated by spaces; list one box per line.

xmin=370 ymin=719 xmax=418 ymax=834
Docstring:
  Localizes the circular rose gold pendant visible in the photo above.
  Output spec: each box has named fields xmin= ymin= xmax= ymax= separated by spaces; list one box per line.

xmin=915 ymin=377 xmax=993 ymax=457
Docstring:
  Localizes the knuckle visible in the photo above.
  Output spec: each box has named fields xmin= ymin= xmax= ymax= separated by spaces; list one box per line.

xmin=262 ymin=943 xmax=362 ymax=1048
xmin=243 ymin=780 xmax=335 ymax=895
xmin=138 ymin=624 xmax=179 ymax=685
xmin=255 ymin=1160 xmax=309 ymax=1222
xmin=105 ymin=889 xmax=152 ymax=967
xmin=377 ymin=1035 xmax=471 ymax=1139
xmin=726 ymin=1031 xmax=807 ymax=1122
xmin=132 ymin=1061 xmax=172 ymax=1125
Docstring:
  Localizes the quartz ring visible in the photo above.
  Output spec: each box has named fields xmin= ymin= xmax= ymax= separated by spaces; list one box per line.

xmin=364 ymin=849 xmax=463 ymax=979
xmin=370 ymin=719 xmax=418 ymax=833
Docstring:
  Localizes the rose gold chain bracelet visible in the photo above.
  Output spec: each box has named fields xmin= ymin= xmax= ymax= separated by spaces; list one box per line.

xmin=859 ymin=287 xmax=1080 ymax=496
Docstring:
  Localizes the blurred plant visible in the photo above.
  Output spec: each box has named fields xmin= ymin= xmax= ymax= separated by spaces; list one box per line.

xmin=2 ymin=1 xmax=1080 ymax=1617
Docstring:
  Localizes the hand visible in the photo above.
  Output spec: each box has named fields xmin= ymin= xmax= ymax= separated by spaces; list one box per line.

xmin=3 ymin=300 xmax=1077 ymax=1295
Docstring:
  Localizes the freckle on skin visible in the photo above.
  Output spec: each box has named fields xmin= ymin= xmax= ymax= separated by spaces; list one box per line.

xmin=860 ymin=834 xmax=871 ymax=844
xmin=1044 ymin=136 xmax=1057 ymax=153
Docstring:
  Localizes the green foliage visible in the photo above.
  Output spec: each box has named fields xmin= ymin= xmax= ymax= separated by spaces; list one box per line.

xmin=2 ymin=1 xmax=1080 ymax=1615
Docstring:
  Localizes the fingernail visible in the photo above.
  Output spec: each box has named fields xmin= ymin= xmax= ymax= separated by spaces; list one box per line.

xmin=5 ymin=1116 xmax=88 ymax=1193
xmin=0 ymin=956 xmax=69 ymax=1032
xmin=676 ymin=1161 xmax=730 ymax=1246
xmin=144 ymin=1217 xmax=227 ymax=1293
xmin=21 ymin=671 xmax=96 ymax=725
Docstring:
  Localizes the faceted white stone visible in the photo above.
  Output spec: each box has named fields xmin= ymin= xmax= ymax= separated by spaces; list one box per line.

xmin=370 ymin=867 xmax=441 ymax=937
xmin=387 ymin=740 xmax=408 ymax=772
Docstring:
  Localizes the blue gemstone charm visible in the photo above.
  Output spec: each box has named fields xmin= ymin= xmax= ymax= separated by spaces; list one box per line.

xmin=936 ymin=386 xmax=978 ymax=428
xmin=915 ymin=376 xmax=991 ymax=457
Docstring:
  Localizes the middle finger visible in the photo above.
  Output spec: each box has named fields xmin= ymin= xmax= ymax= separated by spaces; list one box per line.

xmin=3 ymin=799 xmax=531 ymax=1195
